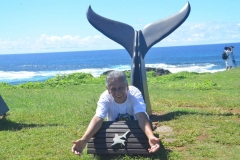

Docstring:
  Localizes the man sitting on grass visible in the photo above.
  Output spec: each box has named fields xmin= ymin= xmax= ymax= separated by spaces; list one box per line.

xmin=71 ymin=70 xmax=160 ymax=156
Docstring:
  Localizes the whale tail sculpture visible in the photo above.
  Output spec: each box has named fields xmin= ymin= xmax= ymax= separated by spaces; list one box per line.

xmin=86 ymin=2 xmax=191 ymax=114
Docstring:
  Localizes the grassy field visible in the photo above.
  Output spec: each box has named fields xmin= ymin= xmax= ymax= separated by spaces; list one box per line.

xmin=0 ymin=68 xmax=240 ymax=160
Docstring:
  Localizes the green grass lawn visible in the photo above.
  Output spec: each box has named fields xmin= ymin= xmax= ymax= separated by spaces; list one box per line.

xmin=0 ymin=68 xmax=240 ymax=160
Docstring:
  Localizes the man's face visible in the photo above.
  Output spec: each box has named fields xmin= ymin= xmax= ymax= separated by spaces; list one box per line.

xmin=106 ymin=78 xmax=128 ymax=104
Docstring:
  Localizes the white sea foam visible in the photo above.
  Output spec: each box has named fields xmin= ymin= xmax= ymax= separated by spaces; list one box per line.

xmin=0 ymin=67 xmax=125 ymax=84
xmin=0 ymin=63 xmax=224 ymax=84
xmin=146 ymin=63 xmax=225 ymax=73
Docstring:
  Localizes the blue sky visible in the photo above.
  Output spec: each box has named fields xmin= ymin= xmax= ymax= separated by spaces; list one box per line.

xmin=0 ymin=0 xmax=240 ymax=54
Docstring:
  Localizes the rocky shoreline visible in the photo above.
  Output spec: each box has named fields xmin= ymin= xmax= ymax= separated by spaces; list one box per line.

xmin=101 ymin=67 xmax=171 ymax=76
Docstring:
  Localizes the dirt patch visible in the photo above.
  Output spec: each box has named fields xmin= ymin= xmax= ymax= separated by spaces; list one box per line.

xmin=197 ymin=134 xmax=208 ymax=141
xmin=174 ymin=146 xmax=187 ymax=151
xmin=230 ymin=109 xmax=240 ymax=115
xmin=184 ymin=105 xmax=199 ymax=108
xmin=155 ymin=126 xmax=173 ymax=133
xmin=163 ymin=138 xmax=176 ymax=143
xmin=155 ymin=125 xmax=175 ymax=142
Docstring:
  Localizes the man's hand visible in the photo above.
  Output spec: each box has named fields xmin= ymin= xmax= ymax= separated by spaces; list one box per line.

xmin=71 ymin=116 xmax=103 ymax=156
xmin=148 ymin=137 xmax=161 ymax=153
xmin=71 ymin=139 xmax=87 ymax=156
xmin=135 ymin=112 xmax=161 ymax=153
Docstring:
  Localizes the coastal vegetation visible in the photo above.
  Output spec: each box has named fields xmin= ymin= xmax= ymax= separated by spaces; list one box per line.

xmin=1 ymin=68 xmax=240 ymax=160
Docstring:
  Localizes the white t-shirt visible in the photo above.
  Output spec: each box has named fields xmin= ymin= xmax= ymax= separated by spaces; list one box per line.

xmin=95 ymin=86 xmax=147 ymax=121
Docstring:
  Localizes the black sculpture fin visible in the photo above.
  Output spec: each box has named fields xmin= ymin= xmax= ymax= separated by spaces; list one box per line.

xmin=86 ymin=6 xmax=135 ymax=57
xmin=141 ymin=2 xmax=191 ymax=57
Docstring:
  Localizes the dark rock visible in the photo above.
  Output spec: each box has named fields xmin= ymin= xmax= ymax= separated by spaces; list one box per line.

xmin=101 ymin=70 xmax=114 ymax=76
xmin=145 ymin=67 xmax=171 ymax=76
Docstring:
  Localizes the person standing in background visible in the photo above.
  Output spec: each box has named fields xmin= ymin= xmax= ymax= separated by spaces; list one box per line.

xmin=229 ymin=46 xmax=236 ymax=67
xmin=224 ymin=47 xmax=234 ymax=70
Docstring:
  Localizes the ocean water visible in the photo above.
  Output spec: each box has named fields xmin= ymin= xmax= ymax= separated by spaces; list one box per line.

xmin=0 ymin=42 xmax=239 ymax=84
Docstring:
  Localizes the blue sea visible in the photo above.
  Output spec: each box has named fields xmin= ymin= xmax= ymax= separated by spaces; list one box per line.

xmin=0 ymin=42 xmax=239 ymax=85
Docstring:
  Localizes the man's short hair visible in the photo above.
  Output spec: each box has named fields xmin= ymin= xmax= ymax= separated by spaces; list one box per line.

xmin=105 ymin=70 xmax=128 ymax=86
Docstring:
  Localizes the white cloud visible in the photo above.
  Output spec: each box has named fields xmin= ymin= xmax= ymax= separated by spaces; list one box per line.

xmin=1 ymin=21 xmax=240 ymax=54
xmin=157 ymin=21 xmax=240 ymax=47
xmin=0 ymin=34 xmax=120 ymax=54
xmin=192 ymin=33 xmax=204 ymax=38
